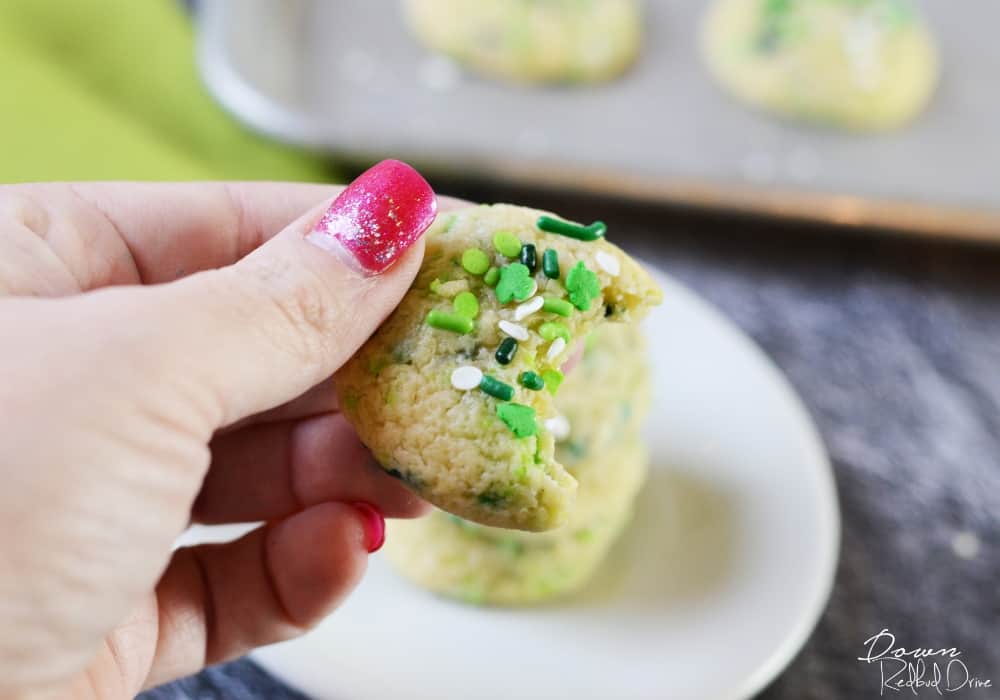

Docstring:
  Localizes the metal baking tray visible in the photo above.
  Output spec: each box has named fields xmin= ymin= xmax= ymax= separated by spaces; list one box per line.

xmin=195 ymin=0 xmax=1000 ymax=243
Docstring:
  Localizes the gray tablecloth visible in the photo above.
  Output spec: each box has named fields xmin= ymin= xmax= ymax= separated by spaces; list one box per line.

xmin=142 ymin=187 xmax=999 ymax=699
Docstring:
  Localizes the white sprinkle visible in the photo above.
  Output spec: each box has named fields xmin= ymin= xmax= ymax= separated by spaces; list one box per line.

xmin=546 ymin=337 xmax=567 ymax=362
xmin=450 ymin=365 xmax=483 ymax=391
xmin=498 ymin=320 xmax=529 ymax=341
xmin=514 ymin=296 xmax=544 ymax=321
xmin=951 ymin=531 xmax=981 ymax=560
xmin=545 ymin=414 xmax=571 ymax=441
xmin=528 ymin=280 xmax=538 ymax=297
xmin=595 ymin=251 xmax=620 ymax=276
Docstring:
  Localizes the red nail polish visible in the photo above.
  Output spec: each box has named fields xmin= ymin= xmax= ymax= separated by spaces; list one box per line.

xmin=351 ymin=502 xmax=386 ymax=553
xmin=308 ymin=160 xmax=437 ymax=275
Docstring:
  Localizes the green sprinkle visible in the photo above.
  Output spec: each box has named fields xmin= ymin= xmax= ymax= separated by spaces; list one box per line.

xmin=565 ymin=440 xmax=587 ymax=458
xmin=498 ymin=537 xmax=525 ymax=557
xmin=429 ymin=278 xmax=443 ymax=294
xmin=496 ymin=263 xmax=535 ymax=303
xmin=493 ymin=231 xmax=522 ymax=258
xmin=496 ymin=403 xmax=538 ymax=438
xmin=479 ymin=374 xmax=514 ymax=401
xmin=542 ymin=297 xmax=573 ymax=317
xmin=461 ymin=248 xmax=490 ymax=275
xmin=565 ymin=260 xmax=601 ymax=311
xmin=483 ymin=266 xmax=500 ymax=287
xmin=542 ymin=248 xmax=560 ymax=279
xmin=453 ymin=291 xmax=480 ymax=318
xmin=426 ymin=309 xmax=474 ymax=334
xmin=495 ymin=337 xmax=518 ymax=365
xmin=542 ymin=369 xmax=564 ymax=394
xmin=536 ymin=215 xmax=606 ymax=241
xmin=519 ymin=371 xmax=545 ymax=391
xmin=366 ymin=356 xmax=389 ymax=375
xmin=519 ymin=243 xmax=538 ymax=274
xmin=477 ymin=491 xmax=506 ymax=507
xmin=538 ymin=322 xmax=570 ymax=342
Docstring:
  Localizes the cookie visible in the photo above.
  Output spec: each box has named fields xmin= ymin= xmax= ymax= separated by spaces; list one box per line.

xmin=402 ymin=0 xmax=642 ymax=84
xmin=336 ymin=204 xmax=662 ymax=531
xmin=701 ymin=0 xmax=938 ymax=129
xmin=553 ymin=322 xmax=651 ymax=470
xmin=384 ymin=438 xmax=649 ymax=604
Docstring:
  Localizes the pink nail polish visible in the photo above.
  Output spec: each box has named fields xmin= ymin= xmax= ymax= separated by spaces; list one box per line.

xmin=351 ymin=502 xmax=386 ymax=553
xmin=307 ymin=160 xmax=437 ymax=275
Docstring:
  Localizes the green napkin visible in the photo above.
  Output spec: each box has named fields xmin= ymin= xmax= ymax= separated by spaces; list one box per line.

xmin=0 ymin=0 xmax=333 ymax=183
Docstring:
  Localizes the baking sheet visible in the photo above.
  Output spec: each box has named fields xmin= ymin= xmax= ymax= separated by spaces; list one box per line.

xmin=195 ymin=0 xmax=1000 ymax=242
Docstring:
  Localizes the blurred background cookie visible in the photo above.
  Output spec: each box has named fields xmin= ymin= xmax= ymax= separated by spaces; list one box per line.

xmin=401 ymin=0 xmax=643 ymax=83
xmin=700 ymin=0 xmax=938 ymax=129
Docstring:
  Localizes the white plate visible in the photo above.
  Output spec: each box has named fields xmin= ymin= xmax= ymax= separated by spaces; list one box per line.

xmin=212 ymin=269 xmax=838 ymax=700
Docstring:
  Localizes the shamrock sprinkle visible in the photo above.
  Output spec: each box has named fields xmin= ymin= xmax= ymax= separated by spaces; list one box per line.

xmin=496 ymin=403 xmax=538 ymax=438
xmin=565 ymin=260 xmax=601 ymax=311
xmin=496 ymin=263 xmax=535 ymax=303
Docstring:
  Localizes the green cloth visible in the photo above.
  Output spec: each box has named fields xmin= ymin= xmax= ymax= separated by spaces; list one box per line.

xmin=0 ymin=0 xmax=333 ymax=183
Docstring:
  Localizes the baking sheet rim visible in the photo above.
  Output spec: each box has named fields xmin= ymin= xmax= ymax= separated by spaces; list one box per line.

xmin=197 ymin=32 xmax=1000 ymax=245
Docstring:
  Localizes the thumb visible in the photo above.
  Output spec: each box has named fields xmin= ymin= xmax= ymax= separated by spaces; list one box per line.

xmin=150 ymin=160 xmax=437 ymax=426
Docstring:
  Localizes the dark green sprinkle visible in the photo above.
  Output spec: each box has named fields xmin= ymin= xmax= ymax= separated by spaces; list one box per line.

xmin=519 ymin=243 xmax=538 ymax=274
xmin=385 ymin=467 xmax=425 ymax=490
xmin=538 ymin=321 xmax=570 ymax=342
xmin=479 ymin=374 xmax=514 ymax=401
xmin=519 ymin=371 xmax=545 ymax=391
xmin=536 ymin=215 xmax=606 ymax=241
xmin=542 ymin=248 xmax=560 ymax=279
xmin=477 ymin=491 xmax=506 ymax=507
xmin=542 ymin=297 xmax=573 ymax=317
xmin=495 ymin=337 xmax=518 ymax=365
xmin=426 ymin=309 xmax=474 ymax=334
xmin=483 ymin=266 xmax=500 ymax=287
xmin=496 ymin=402 xmax=538 ymax=438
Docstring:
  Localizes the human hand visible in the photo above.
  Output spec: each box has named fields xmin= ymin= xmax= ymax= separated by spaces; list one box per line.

xmin=0 ymin=161 xmax=441 ymax=698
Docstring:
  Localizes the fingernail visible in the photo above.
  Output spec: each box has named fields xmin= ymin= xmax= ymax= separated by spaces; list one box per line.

xmin=351 ymin=501 xmax=386 ymax=553
xmin=307 ymin=160 xmax=437 ymax=275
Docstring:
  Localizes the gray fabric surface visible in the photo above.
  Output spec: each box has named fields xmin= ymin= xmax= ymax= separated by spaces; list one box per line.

xmin=144 ymin=188 xmax=999 ymax=699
